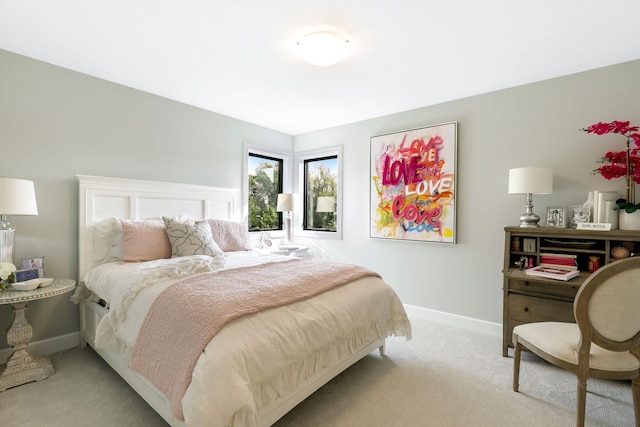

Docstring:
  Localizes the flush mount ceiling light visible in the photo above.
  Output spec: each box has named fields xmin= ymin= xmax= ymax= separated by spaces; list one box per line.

xmin=296 ymin=31 xmax=352 ymax=66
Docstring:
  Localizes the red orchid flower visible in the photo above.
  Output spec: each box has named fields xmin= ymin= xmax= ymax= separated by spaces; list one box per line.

xmin=583 ymin=120 xmax=640 ymax=205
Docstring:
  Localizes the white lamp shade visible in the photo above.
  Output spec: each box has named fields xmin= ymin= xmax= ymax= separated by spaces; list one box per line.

xmin=0 ymin=177 xmax=38 ymax=215
xmin=296 ymin=31 xmax=351 ymax=66
xmin=276 ymin=193 xmax=294 ymax=212
xmin=316 ymin=196 xmax=336 ymax=213
xmin=508 ymin=167 xmax=553 ymax=195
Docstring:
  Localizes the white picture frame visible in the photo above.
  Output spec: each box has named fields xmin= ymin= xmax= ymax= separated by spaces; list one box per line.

xmin=369 ymin=122 xmax=457 ymax=243
xmin=569 ymin=205 xmax=592 ymax=228
xmin=546 ymin=207 xmax=567 ymax=228
xmin=22 ymin=256 xmax=45 ymax=278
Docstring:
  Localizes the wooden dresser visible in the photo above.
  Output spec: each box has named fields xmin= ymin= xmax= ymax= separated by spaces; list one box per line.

xmin=502 ymin=226 xmax=640 ymax=356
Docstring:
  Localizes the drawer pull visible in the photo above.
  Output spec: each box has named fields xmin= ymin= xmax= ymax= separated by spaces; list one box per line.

xmin=523 ymin=307 xmax=529 ymax=312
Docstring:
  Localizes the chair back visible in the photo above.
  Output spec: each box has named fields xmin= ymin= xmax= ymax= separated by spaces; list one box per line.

xmin=574 ymin=256 xmax=640 ymax=353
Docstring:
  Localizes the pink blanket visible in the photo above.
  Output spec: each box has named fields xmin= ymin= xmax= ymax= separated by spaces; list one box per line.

xmin=129 ymin=258 xmax=381 ymax=421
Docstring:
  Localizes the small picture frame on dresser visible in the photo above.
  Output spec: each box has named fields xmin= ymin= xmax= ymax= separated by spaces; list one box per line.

xmin=22 ymin=256 xmax=45 ymax=278
xmin=568 ymin=205 xmax=592 ymax=228
xmin=546 ymin=207 xmax=567 ymax=228
xmin=523 ymin=238 xmax=536 ymax=253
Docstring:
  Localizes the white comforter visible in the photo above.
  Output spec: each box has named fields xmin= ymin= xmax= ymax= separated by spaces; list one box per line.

xmin=84 ymin=252 xmax=411 ymax=426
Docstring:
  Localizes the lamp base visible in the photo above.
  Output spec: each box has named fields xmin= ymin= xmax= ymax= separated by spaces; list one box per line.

xmin=518 ymin=212 xmax=541 ymax=228
xmin=0 ymin=228 xmax=15 ymax=263
xmin=517 ymin=192 xmax=541 ymax=227
xmin=283 ymin=213 xmax=292 ymax=245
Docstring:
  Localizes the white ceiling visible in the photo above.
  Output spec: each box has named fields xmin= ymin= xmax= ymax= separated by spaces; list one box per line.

xmin=2 ymin=1 xmax=640 ymax=136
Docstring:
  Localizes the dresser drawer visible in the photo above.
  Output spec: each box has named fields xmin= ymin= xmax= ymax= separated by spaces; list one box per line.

xmin=508 ymin=294 xmax=575 ymax=324
xmin=509 ymin=278 xmax=580 ymax=299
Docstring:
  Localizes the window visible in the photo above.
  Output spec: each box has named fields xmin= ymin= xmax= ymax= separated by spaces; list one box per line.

xmin=303 ymin=156 xmax=338 ymax=231
xmin=245 ymin=146 xmax=290 ymax=232
xmin=295 ymin=146 xmax=342 ymax=239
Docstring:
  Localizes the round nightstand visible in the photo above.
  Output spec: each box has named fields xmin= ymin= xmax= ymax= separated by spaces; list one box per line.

xmin=0 ymin=278 xmax=76 ymax=391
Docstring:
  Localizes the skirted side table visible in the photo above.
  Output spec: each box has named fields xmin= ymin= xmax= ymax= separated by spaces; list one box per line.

xmin=0 ymin=278 xmax=76 ymax=391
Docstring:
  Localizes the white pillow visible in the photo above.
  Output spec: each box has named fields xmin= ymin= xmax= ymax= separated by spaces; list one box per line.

xmin=92 ymin=218 xmax=123 ymax=264
xmin=163 ymin=217 xmax=223 ymax=258
xmin=206 ymin=219 xmax=251 ymax=251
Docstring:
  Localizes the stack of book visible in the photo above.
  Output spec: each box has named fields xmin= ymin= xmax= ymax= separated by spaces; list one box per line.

xmin=525 ymin=253 xmax=579 ymax=281
xmin=539 ymin=253 xmax=578 ymax=270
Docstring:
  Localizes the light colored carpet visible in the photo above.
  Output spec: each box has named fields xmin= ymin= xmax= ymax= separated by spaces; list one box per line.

xmin=0 ymin=317 xmax=634 ymax=426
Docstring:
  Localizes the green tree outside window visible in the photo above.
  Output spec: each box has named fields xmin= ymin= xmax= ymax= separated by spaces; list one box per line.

xmin=248 ymin=154 xmax=282 ymax=231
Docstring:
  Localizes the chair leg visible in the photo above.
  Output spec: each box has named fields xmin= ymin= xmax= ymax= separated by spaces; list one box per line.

xmin=632 ymin=376 xmax=640 ymax=427
xmin=576 ymin=374 xmax=587 ymax=427
xmin=513 ymin=341 xmax=521 ymax=392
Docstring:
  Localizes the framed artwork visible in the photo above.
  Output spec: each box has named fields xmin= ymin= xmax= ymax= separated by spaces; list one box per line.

xmin=22 ymin=256 xmax=45 ymax=278
xmin=568 ymin=205 xmax=592 ymax=228
xmin=546 ymin=207 xmax=567 ymax=228
xmin=370 ymin=122 xmax=457 ymax=243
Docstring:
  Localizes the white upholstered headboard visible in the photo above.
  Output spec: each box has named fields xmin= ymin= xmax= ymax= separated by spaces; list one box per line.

xmin=77 ymin=175 xmax=241 ymax=281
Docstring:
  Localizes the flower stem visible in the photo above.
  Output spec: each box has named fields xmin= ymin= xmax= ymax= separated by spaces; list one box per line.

xmin=626 ymin=137 xmax=635 ymax=204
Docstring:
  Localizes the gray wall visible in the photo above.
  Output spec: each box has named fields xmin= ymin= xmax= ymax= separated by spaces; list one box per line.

xmin=1 ymin=47 xmax=639 ymax=352
xmin=294 ymin=59 xmax=640 ymax=323
xmin=0 ymin=49 xmax=293 ymax=349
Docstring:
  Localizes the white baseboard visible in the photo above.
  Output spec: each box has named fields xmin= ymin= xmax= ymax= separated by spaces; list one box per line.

xmin=0 ymin=332 xmax=81 ymax=364
xmin=404 ymin=304 xmax=502 ymax=339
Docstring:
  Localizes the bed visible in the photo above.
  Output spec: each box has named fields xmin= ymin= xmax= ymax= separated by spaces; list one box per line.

xmin=74 ymin=174 xmax=411 ymax=427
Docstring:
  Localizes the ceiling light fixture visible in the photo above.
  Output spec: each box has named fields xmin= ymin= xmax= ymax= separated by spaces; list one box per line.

xmin=296 ymin=31 xmax=352 ymax=66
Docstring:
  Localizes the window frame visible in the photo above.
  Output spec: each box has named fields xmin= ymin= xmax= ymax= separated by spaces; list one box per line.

xmin=294 ymin=146 xmax=343 ymax=240
xmin=243 ymin=144 xmax=292 ymax=237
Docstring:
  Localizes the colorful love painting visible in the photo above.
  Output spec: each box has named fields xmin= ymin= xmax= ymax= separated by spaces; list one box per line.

xmin=370 ymin=122 xmax=457 ymax=243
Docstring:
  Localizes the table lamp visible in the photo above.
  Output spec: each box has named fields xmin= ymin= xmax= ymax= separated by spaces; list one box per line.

xmin=508 ymin=167 xmax=552 ymax=227
xmin=276 ymin=193 xmax=294 ymax=245
xmin=0 ymin=177 xmax=39 ymax=263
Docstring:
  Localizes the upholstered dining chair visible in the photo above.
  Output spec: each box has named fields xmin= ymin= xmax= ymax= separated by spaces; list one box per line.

xmin=512 ymin=256 xmax=640 ymax=427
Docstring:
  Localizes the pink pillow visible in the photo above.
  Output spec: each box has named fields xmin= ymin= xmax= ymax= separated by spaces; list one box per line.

xmin=206 ymin=219 xmax=251 ymax=251
xmin=120 ymin=219 xmax=171 ymax=262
